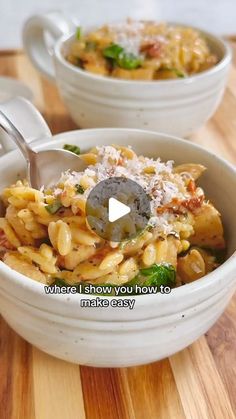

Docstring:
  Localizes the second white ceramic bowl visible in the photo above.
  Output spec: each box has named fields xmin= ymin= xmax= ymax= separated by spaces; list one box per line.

xmin=23 ymin=11 xmax=232 ymax=137
xmin=0 ymin=98 xmax=235 ymax=367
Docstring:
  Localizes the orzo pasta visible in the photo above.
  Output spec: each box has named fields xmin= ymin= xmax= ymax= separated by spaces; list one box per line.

xmin=0 ymin=144 xmax=225 ymax=290
xmin=66 ymin=19 xmax=218 ymax=80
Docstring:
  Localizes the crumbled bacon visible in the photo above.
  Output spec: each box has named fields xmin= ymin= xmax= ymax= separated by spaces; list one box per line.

xmin=181 ymin=195 xmax=205 ymax=212
xmin=187 ymin=179 xmax=196 ymax=193
xmin=156 ymin=198 xmax=181 ymax=214
xmin=117 ymin=157 xmax=124 ymax=166
xmin=156 ymin=193 xmax=204 ymax=215
xmin=140 ymin=41 xmax=163 ymax=58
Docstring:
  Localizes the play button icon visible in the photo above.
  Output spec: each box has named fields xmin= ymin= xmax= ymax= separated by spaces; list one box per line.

xmin=108 ymin=198 xmax=131 ymax=222
xmin=86 ymin=177 xmax=151 ymax=242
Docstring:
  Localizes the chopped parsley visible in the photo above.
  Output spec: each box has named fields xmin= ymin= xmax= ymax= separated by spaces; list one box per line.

xmin=45 ymin=200 xmax=62 ymax=214
xmin=63 ymin=144 xmax=81 ymax=155
xmin=76 ymin=27 xmax=82 ymax=40
xmin=75 ymin=184 xmax=85 ymax=194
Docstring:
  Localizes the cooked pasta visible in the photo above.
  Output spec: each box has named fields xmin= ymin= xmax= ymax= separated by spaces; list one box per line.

xmin=0 ymin=144 xmax=225 ymax=289
xmin=66 ymin=19 xmax=218 ymax=80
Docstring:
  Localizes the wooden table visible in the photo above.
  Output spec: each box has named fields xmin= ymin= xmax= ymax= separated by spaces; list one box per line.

xmin=0 ymin=48 xmax=235 ymax=419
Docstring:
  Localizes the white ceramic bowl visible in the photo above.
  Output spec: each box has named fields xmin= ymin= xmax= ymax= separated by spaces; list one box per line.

xmin=23 ymin=11 xmax=232 ymax=137
xmin=0 ymin=98 xmax=235 ymax=367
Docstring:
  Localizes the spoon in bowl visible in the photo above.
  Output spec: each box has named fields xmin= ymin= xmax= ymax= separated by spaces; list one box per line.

xmin=0 ymin=110 xmax=87 ymax=190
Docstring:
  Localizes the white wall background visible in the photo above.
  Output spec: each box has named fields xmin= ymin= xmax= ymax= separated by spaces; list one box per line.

xmin=1 ymin=0 xmax=236 ymax=49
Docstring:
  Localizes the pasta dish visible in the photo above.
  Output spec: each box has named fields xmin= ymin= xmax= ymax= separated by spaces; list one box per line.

xmin=0 ymin=144 xmax=225 ymax=292
xmin=66 ymin=20 xmax=218 ymax=80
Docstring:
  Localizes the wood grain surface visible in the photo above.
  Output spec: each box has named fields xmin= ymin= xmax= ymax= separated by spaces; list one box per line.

xmin=0 ymin=46 xmax=235 ymax=419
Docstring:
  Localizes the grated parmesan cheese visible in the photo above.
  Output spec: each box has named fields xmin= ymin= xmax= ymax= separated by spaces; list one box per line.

xmin=107 ymin=20 xmax=168 ymax=57
xmin=52 ymin=145 xmax=192 ymax=237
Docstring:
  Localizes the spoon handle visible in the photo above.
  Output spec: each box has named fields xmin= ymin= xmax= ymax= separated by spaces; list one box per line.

xmin=0 ymin=110 xmax=36 ymax=162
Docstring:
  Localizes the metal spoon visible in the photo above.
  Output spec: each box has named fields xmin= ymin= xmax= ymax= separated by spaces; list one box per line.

xmin=0 ymin=110 xmax=87 ymax=190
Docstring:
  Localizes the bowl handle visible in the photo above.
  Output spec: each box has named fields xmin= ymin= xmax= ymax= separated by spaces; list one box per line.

xmin=0 ymin=97 xmax=52 ymax=155
xmin=22 ymin=11 xmax=76 ymax=81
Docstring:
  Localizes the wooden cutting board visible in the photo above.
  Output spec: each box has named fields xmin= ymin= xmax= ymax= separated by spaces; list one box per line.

xmin=0 ymin=46 xmax=235 ymax=419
